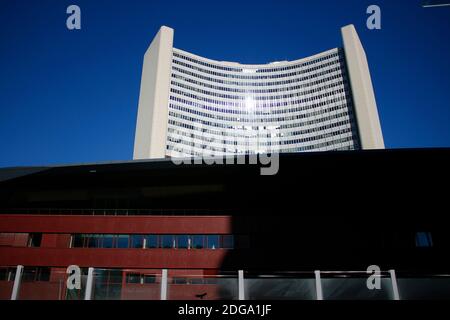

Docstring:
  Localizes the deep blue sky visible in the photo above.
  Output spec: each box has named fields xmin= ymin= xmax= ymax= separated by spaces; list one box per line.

xmin=0 ymin=0 xmax=449 ymax=167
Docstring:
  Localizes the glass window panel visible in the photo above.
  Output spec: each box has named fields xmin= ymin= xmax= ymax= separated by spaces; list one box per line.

xmin=116 ymin=235 xmax=129 ymax=248
xmin=143 ymin=275 xmax=156 ymax=284
xmin=93 ymin=269 xmax=123 ymax=300
xmin=322 ymin=277 xmax=394 ymax=300
xmin=22 ymin=267 xmax=37 ymax=282
xmin=177 ymin=235 xmax=189 ymax=249
xmin=146 ymin=235 xmax=158 ymax=248
xmin=72 ymin=235 xmax=83 ymax=248
xmin=415 ymin=232 xmax=433 ymax=247
xmin=245 ymin=277 xmax=316 ymax=300
xmin=161 ymin=235 xmax=175 ymax=248
xmin=173 ymin=277 xmax=187 ymax=284
xmin=192 ymin=235 xmax=204 ymax=249
xmin=207 ymin=235 xmax=219 ymax=249
xmin=102 ymin=235 xmax=114 ymax=248
xmin=126 ymin=273 xmax=141 ymax=284
xmin=168 ymin=273 xmax=238 ymax=300
xmin=87 ymin=235 xmax=101 ymax=248
xmin=205 ymin=278 xmax=218 ymax=285
xmin=190 ymin=278 xmax=203 ymax=285
xmin=221 ymin=235 xmax=234 ymax=249
xmin=28 ymin=233 xmax=42 ymax=247
xmin=397 ymin=277 xmax=450 ymax=300
xmin=37 ymin=267 xmax=50 ymax=281
xmin=130 ymin=235 xmax=144 ymax=248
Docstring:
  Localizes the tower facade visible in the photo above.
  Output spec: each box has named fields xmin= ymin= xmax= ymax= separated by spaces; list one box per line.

xmin=133 ymin=25 xmax=384 ymax=159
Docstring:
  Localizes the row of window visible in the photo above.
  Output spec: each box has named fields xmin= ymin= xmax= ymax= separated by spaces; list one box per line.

xmin=167 ymin=110 xmax=355 ymax=144
xmin=170 ymin=78 xmax=346 ymax=101
xmin=167 ymin=134 xmax=357 ymax=157
xmin=172 ymin=49 xmax=341 ymax=74
xmin=124 ymin=273 xmax=220 ymax=285
xmin=167 ymin=120 xmax=353 ymax=149
xmin=169 ymin=87 xmax=348 ymax=111
xmin=0 ymin=267 xmax=51 ymax=282
xmin=167 ymin=102 xmax=351 ymax=129
xmin=168 ymin=115 xmax=352 ymax=140
xmin=172 ymin=52 xmax=343 ymax=80
xmin=171 ymin=65 xmax=345 ymax=87
xmin=169 ymin=127 xmax=353 ymax=153
xmin=72 ymin=234 xmax=236 ymax=249
xmin=167 ymin=124 xmax=353 ymax=149
xmin=169 ymin=89 xmax=350 ymax=114
xmin=171 ymin=72 xmax=346 ymax=95
xmin=168 ymin=95 xmax=349 ymax=121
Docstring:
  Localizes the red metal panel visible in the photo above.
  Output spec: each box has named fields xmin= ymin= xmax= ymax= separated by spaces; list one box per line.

xmin=19 ymin=282 xmax=65 ymax=300
xmin=0 ymin=233 xmax=28 ymax=247
xmin=0 ymin=215 xmax=232 ymax=234
xmin=40 ymin=234 xmax=71 ymax=248
xmin=0 ymin=282 xmax=13 ymax=299
xmin=41 ymin=234 xmax=58 ymax=248
xmin=0 ymin=247 xmax=228 ymax=269
xmin=56 ymin=235 xmax=71 ymax=248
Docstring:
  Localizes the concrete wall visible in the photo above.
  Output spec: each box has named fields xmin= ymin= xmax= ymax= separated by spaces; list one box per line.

xmin=133 ymin=26 xmax=174 ymax=159
xmin=341 ymin=25 xmax=385 ymax=149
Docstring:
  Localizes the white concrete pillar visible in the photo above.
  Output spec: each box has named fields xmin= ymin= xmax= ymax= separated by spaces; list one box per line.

xmin=84 ymin=267 xmax=94 ymax=300
xmin=238 ymin=270 xmax=245 ymax=300
xmin=133 ymin=26 xmax=174 ymax=159
xmin=161 ymin=269 xmax=168 ymax=300
xmin=315 ymin=270 xmax=323 ymax=300
xmin=341 ymin=24 xmax=385 ymax=150
xmin=11 ymin=265 xmax=24 ymax=300
xmin=389 ymin=269 xmax=400 ymax=300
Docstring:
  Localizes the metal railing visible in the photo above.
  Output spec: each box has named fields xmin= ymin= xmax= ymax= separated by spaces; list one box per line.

xmin=0 ymin=208 xmax=231 ymax=216
xmin=3 ymin=266 xmax=450 ymax=300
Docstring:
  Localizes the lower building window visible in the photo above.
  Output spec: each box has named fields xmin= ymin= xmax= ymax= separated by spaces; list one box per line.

xmin=0 ymin=267 xmax=16 ymax=281
xmin=415 ymin=232 xmax=433 ymax=247
xmin=125 ymin=273 xmax=157 ymax=284
xmin=22 ymin=267 xmax=50 ymax=282
xmin=28 ymin=233 xmax=42 ymax=247
xmin=71 ymin=234 xmax=239 ymax=249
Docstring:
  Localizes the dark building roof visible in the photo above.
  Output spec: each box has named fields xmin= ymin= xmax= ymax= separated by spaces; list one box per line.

xmin=0 ymin=148 xmax=449 ymax=218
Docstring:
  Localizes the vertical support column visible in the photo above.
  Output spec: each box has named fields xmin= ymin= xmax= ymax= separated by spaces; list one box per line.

xmin=133 ymin=26 xmax=174 ymax=159
xmin=11 ymin=265 xmax=24 ymax=300
xmin=238 ymin=270 xmax=245 ymax=300
xmin=161 ymin=269 xmax=168 ymax=300
xmin=341 ymin=24 xmax=385 ymax=149
xmin=315 ymin=270 xmax=323 ymax=300
xmin=389 ymin=269 xmax=400 ymax=300
xmin=84 ymin=267 xmax=94 ymax=300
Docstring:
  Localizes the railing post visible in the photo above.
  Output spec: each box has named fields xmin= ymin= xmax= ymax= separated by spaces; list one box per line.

xmin=11 ymin=265 xmax=24 ymax=300
xmin=161 ymin=269 xmax=168 ymax=300
xmin=389 ymin=269 xmax=400 ymax=300
xmin=238 ymin=270 xmax=245 ymax=300
xmin=314 ymin=270 xmax=323 ymax=300
xmin=84 ymin=267 xmax=94 ymax=300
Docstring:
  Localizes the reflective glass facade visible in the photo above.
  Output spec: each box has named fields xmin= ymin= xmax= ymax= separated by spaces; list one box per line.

xmin=166 ymin=48 xmax=360 ymax=157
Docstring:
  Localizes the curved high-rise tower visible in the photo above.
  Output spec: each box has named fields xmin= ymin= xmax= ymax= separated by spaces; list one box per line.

xmin=133 ymin=25 xmax=384 ymax=159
